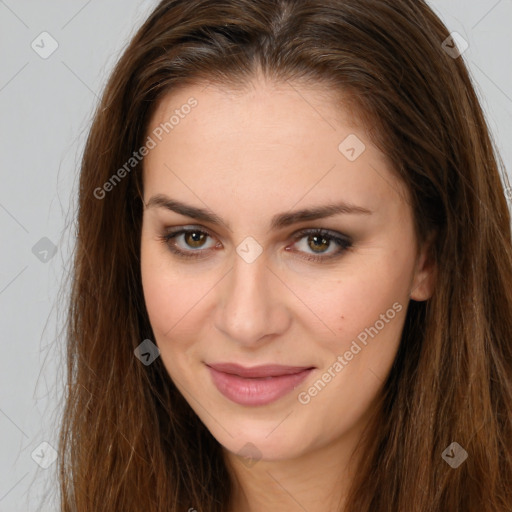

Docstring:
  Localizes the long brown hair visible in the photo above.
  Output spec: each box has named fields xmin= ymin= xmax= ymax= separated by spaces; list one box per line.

xmin=58 ymin=0 xmax=512 ymax=510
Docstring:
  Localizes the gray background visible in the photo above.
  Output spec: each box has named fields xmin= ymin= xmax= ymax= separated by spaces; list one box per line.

xmin=0 ymin=1 xmax=511 ymax=510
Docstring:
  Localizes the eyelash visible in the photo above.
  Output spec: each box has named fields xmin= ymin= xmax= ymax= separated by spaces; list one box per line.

xmin=158 ymin=226 xmax=353 ymax=263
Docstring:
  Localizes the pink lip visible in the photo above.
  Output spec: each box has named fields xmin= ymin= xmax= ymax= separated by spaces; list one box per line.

xmin=206 ymin=362 xmax=314 ymax=406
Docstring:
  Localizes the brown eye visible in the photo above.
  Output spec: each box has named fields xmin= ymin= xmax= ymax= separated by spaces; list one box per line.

xmin=306 ymin=233 xmax=330 ymax=253
xmin=183 ymin=230 xmax=208 ymax=248
xmin=161 ymin=227 xmax=218 ymax=259
xmin=160 ymin=226 xmax=352 ymax=263
xmin=289 ymin=228 xmax=353 ymax=262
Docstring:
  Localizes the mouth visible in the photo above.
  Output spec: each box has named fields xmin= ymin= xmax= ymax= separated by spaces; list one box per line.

xmin=206 ymin=362 xmax=315 ymax=406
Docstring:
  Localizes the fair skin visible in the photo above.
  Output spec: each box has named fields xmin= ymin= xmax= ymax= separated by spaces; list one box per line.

xmin=140 ymin=73 xmax=435 ymax=512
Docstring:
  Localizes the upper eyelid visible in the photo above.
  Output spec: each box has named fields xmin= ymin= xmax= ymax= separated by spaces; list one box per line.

xmin=163 ymin=224 xmax=348 ymax=237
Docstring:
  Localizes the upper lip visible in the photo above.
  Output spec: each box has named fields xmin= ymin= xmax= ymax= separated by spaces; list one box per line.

xmin=206 ymin=362 xmax=314 ymax=378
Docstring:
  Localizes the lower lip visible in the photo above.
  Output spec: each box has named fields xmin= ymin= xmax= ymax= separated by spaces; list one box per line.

xmin=207 ymin=366 xmax=314 ymax=406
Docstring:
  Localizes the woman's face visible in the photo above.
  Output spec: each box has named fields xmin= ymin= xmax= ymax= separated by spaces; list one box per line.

xmin=140 ymin=76 xmax=434 ymax=462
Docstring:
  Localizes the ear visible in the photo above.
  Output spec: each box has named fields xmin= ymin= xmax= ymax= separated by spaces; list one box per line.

xmin=410 ymin=231 xmax=437 ymax=301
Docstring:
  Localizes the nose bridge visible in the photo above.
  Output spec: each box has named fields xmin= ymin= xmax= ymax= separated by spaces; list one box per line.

xmin=214 ymin=249 xmax=288 ymax=345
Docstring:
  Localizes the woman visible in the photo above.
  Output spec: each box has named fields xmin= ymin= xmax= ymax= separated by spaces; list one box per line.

xmin=58 ymin=0 xmax=512 ymax=510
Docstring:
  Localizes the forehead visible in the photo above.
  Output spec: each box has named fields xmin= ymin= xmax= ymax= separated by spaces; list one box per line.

xmin=147 ymin=75 xmax=367 ymax=144
xmin=142 ymin=78 xmax=409 ymax=227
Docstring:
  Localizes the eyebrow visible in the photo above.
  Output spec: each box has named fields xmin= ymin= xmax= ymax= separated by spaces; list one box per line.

xmin=145 ymin=194 xmax=373 ymax=231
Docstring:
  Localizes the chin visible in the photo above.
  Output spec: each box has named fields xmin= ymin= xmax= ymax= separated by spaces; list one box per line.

xmin=224 ymin=436 xmax=304 ymax=463
xmin=204 ymin=416 xmax=312 ymax=462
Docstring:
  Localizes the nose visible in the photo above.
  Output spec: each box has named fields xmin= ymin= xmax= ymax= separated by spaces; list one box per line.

xmin=214 ymin=251 xmax=291 ymax=348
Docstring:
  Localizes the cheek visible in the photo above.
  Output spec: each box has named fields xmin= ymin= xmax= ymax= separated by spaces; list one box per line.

xmin=303 ymin=252 xmax=412 ymax=347
xmin=141 ymin=241 xmax=168 ymax=331
xmin=293 ymin=260 xmax=410 ymax=437
xmin=140 ymin=240 xmax=217 ymax=360
xmin=141 ymin=266 xmax=194 ymax=340
xmin=140 ymin=239 xmax=186 ymax=347
xmin=140 ymin=259 xmax=197 ymax=382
